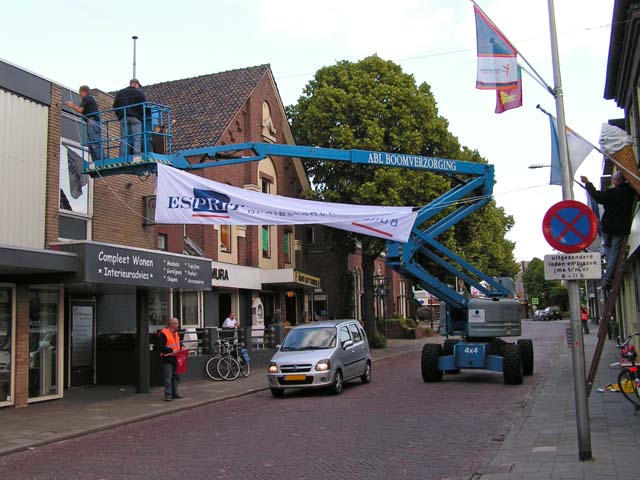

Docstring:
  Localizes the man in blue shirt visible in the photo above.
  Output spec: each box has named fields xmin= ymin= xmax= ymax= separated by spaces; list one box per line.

xmin=113 ymin=79 xmax=146 ymax=158
xmin=65 ymin=85 xmax=102 ymax=161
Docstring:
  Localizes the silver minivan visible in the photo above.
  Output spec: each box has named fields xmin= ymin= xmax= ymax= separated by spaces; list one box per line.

xmin=267 ymin=320 xmax=372 ymax=397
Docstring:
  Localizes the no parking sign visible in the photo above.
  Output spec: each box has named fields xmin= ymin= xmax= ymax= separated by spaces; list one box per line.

xmin=542 ymin=200 xmax=598 ymax=253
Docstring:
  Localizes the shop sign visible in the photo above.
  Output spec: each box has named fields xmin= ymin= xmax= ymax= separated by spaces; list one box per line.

xmin=210 ymin=261 xmax=261 ymax=289
xmin=81 ymin=243 xmax=212 ymax=289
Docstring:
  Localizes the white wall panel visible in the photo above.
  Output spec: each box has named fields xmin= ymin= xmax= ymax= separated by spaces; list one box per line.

xmin=0 ymin=89 xmax=48 ymax=248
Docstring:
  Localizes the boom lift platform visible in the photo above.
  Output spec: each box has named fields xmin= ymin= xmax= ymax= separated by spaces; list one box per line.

xmin=84 ymin=103 xmax=532 ymax=385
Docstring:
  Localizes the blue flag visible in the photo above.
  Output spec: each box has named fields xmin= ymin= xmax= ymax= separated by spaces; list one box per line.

xmin=548 ymin=114 xmax=562 ymax=185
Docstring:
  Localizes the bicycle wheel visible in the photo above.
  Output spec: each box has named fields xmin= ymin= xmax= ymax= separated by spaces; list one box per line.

xmin=217 ymin=356 xmax=241 ymax=380
xmin=239 ymin=356 xmax=251 ymax=377
xmin=205 ymin=355 xmax=224 ymax=381
xmin=617 ymin=369 xmax=640 ymax=407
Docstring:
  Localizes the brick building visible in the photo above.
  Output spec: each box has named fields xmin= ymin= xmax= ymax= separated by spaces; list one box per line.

xmin=143 ymin=65 xmax=318 ymax=330
xmin=0 ymin=60 xmax=320 ymax=408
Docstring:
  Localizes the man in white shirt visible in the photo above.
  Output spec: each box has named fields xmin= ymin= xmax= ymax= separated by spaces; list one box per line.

xmin=222 ymin=312 xmax=238 ymax=329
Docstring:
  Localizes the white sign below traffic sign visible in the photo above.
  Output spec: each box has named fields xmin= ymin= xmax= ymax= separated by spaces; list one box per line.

xmin=544 ymin=252 xmax=602 ymax=281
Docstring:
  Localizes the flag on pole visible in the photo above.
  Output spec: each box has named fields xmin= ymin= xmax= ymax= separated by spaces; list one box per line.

xmin=474 ymin=5 xmax=518 ymax=90
xmin=546 ymin=113 xmax=595 ymax=185
xmin=495 ymin=66 xmax=522 ymax=113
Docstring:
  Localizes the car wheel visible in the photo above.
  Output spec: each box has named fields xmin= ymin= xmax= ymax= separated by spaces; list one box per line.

xmin=361 ymin=362 xmax=372 ymax=384
xmin=329 ymin=369 xmax=344 ymax=394
xmin=270 ymin=388 xmax=284 ymax=397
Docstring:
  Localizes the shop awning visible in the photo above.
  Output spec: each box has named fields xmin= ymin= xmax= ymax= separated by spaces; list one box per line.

xmin=261 ymin=269 xmax=321 ymax=290
xmin=0 ymin=244 xmax=77 ymax=276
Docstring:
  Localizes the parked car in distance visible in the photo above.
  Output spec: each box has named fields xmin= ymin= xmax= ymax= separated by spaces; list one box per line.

xmin=533 ymin=309 xmax=547 ymax=321
xmin=543 ymin=306 xmax=562 ymax=320
xmin=267 ymin=320 xmax=372 ymax=397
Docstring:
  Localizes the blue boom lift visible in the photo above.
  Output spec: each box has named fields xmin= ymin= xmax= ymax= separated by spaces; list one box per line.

xmin=83 ymin=102 xmax=533 ymax=385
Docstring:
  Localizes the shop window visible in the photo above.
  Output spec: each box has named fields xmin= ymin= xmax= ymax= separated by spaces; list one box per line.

xmin=172 ymin=290 xmax=201 ymax=328
xmin=28 ymin=288 xmax=61 ymax=400
xmin=0 ymin=285 xmax=13 ymax=404
xmin=220 ymin=225 xmax=232 ymax=253
xmin=284 ymin=230 xmax=292 ymax=263
xmin=148 ymin=289 xmax=170 ymax=333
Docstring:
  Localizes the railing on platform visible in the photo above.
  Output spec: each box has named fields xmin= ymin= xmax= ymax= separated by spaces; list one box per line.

xmin=81 ymin=102 xmax=172 ymax=175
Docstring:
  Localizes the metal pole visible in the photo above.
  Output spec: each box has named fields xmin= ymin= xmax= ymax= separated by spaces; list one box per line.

xmin=547 ymin=0 xmax=592 ymax=461
xmin=132 ymin=36 xmax=138 ymax=79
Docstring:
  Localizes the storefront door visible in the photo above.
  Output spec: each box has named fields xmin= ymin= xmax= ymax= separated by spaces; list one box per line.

xmin=70 ymin=301 xmax=95 ymax=387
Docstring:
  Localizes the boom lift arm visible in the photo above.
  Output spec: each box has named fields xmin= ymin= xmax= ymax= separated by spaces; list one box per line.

xmin=85 ymin=133 xmax=510 ymax=315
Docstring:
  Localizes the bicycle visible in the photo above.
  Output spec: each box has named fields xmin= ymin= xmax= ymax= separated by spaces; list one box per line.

xmin=232 ymin=342 xmax=251 ymax=377
xmin=205 ymin=340 xmax=240 ymax=381
xmin=616 ymin=333 xmax=640 ymax=412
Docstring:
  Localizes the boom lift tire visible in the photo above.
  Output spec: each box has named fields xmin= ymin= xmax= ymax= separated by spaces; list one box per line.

xmin=421 ymin=344 xmax=443 ymax=382
xmin=502 ymin=343 xmax=523 ymax=385
xmin=517 ymin=339 xmax=534 ymax=376
xmin=443 ymin=339 xmax=461 ymax=374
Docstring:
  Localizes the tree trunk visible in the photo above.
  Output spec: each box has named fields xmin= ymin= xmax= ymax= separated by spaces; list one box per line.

xmin=362 ymin=252 xmax=377 ymax=338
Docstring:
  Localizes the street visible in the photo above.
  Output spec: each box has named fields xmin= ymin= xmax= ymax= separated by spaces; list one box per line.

xmin=0 ymin=321 xmax=566 ymax=480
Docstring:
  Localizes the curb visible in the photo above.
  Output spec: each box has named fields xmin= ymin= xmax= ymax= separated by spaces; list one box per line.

xmin=0 ymin=346 xmax=425 ymax=458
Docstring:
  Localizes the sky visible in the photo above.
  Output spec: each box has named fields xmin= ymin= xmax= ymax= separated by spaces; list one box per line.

xmin=1 ymin=0 xmax=620 ymax=262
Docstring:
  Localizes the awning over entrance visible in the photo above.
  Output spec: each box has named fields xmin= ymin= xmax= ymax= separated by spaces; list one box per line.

xmin=0 ymin=245 xmax=77 ymax=276
xmin=261 ymin=269 xmax=321 ymax=291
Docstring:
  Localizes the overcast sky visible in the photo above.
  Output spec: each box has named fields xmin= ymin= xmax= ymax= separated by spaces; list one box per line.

xmin=1 ymin=0 xmax=619 ymax=262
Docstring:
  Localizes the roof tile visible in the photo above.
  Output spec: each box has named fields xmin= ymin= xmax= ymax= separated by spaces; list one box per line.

xmin=143 ymin=65 xmax=270 ymax=151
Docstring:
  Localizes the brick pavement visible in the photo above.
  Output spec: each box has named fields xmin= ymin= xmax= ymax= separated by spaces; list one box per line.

xmin=0 ymin=336 xmax=537 ymax=480
xmin=0 ymin=336 xmax=440 ymax=457
xmin=3 ymin=321 xmax=638 ymax=480
xmin=478 ymin=320 xmax=640 ymax=480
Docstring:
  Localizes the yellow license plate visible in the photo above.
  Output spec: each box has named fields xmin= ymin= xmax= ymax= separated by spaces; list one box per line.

xmin=285 ymin=374 xmax=306 ymax=381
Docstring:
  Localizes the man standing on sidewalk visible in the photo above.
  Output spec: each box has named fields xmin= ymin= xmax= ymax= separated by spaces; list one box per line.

xmin=158 ymin=317 xmax=183 ymax=402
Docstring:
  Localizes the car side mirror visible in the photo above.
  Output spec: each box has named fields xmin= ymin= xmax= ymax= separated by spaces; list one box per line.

xmin=275 ymin=344 xmax=281 ymax=351
xmin=342 ymin=340 xmax=354 ymax=349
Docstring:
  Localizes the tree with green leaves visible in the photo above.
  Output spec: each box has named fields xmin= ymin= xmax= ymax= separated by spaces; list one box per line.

xmin=288 ymin=55 xmax=517 ymax=336
xmin=523 ymin=257 xmax=568 ymax=310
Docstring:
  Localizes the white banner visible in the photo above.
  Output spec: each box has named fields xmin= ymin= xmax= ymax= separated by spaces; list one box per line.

xmin=155 ymin=164 xmax=417 ymax=242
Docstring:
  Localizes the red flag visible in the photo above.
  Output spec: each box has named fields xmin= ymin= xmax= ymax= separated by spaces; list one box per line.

xmin=495 ymin=66 xmax=522 ymax=113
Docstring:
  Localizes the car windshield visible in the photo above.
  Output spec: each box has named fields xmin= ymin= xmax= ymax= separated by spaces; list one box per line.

xmin=281 ymin=327 xmax=337 ymax=351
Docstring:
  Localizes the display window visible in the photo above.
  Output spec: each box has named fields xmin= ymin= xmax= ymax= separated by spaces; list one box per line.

xmin=0 ymin=285 xmax=15 ymax=407
xmin=28 ymin=287 xmax=63 ymax=402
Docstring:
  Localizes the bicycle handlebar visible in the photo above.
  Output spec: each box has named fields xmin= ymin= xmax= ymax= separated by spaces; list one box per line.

xmin=617 ymin=333 xmax=640 ymax=349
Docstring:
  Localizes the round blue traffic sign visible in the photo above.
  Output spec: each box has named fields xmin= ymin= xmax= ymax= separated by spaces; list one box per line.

xmin=542 ymin=200 xmax=598 ymax=253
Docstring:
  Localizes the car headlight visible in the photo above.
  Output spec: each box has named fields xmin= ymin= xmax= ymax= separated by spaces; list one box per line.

xmin=268 ymin=362 xmax=278 ymax=374
xmin=315 ymin=359 xmax=331 ymax=371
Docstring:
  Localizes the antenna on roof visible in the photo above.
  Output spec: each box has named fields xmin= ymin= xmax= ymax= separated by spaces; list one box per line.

xmin=132 ymin=35 xmax=138 ymax=78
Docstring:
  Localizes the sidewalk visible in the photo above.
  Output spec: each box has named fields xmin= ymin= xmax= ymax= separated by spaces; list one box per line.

xmin=478 ymin=321 xmax=640 ymax=480
xmin=0 ymin=337 xmax=438 ymax=457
